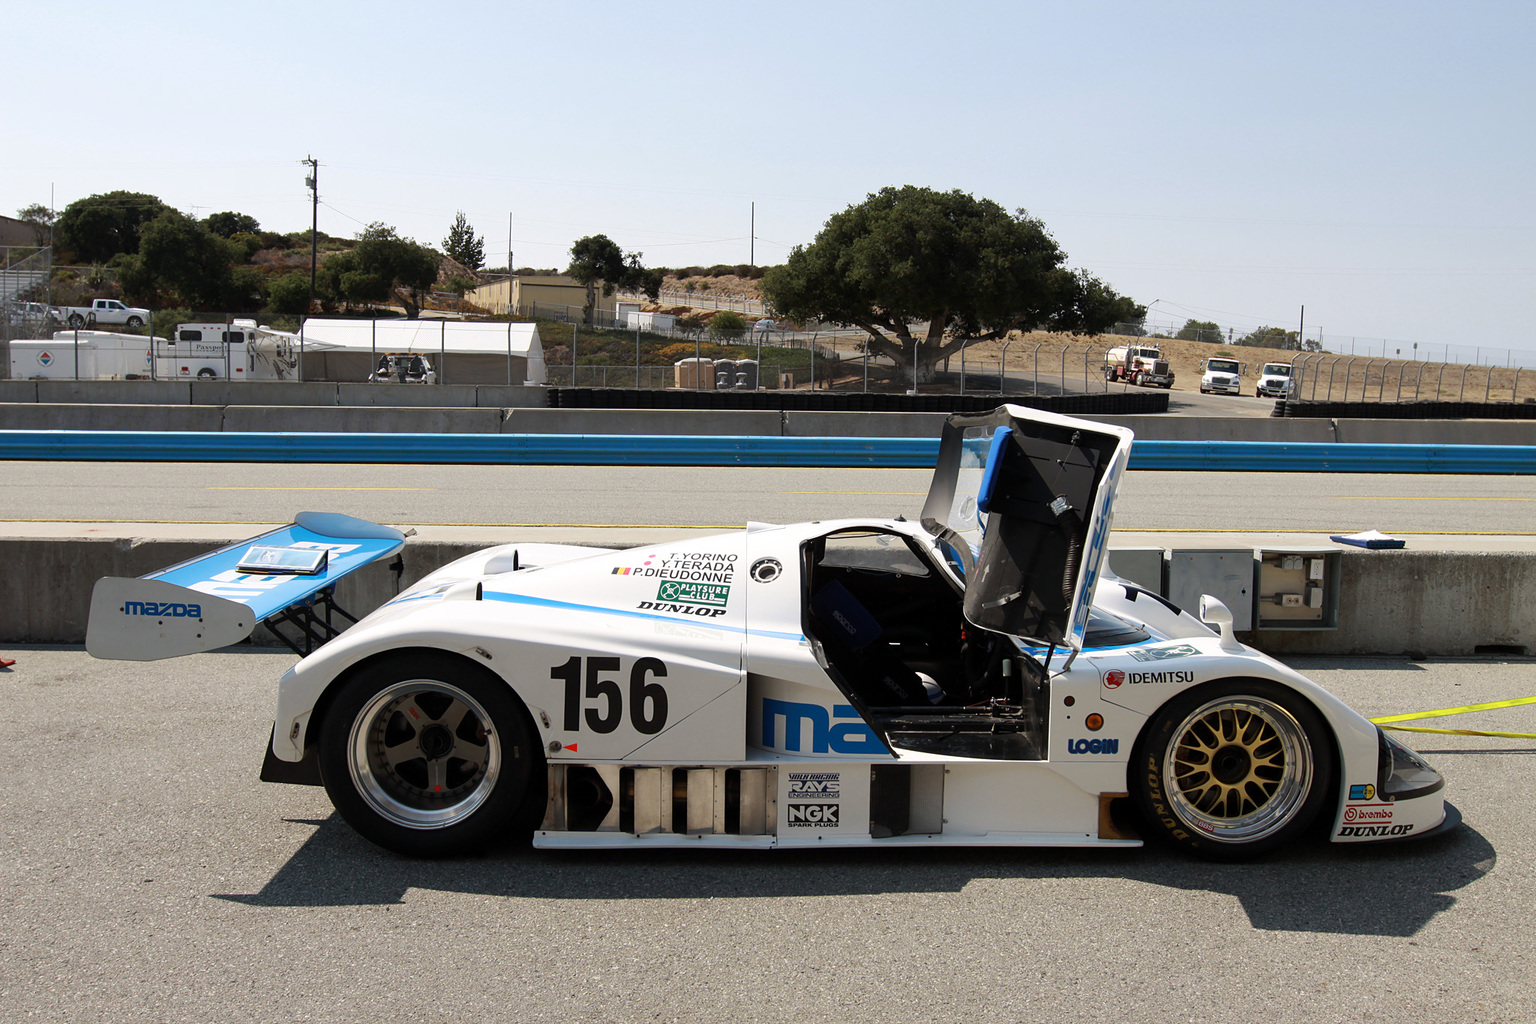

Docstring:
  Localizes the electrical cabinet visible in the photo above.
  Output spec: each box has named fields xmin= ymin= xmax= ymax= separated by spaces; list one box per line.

xmin=1253 ymin=547 xmax=1341 ymax=630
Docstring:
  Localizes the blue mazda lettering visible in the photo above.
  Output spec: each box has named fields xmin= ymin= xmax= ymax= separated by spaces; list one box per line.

xmin=762 ymin=699 xmax=886 ymax=755
xmin=123 ymin=601 xmax=202 ymax=618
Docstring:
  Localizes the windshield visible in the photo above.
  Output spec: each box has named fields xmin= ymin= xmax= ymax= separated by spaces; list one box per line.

xmin=1264 ymin=364 xmax=1291 ymax=377
xmin=1208 ymin=360 xmax=1239 ymax=374
xmin=1134 ymin=349 xmax=1161 ymax=359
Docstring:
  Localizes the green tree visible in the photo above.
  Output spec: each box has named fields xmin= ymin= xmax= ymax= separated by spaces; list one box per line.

xmin=442 ymin=211 xmax=486 ymax=272
xmin=266 ymin=272 xmax=313 ymax=316
xmin=565 ymin=234 xmax=663 ymax=325
xmin=760 ymin=186 xmax=1123 ymax=383
xmin=708 ymin=310 xmax=747 ymax=340
xmin=1237 ymin=325 xmax=1300 ymax=350
xmin=55 ymin=191 xmax=171 ymax=263
xmin=16 ymin=203 xmax=55 ymax=246
xmin=1051 ymin=270 xmax=1147 ymax=335
xmin=324 ymin=223 xmax=441 ymax=318
xmin=112 ymin=210 xmax=264 ymax=312
xmin=1176 ymin=319 xmax=1224 ymax=344
xmin=201 ymin=211 xmax=261 ymax=238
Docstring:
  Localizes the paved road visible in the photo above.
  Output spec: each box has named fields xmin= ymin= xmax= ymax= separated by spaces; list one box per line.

xmin=3 ymin=461 xmax=1535 ymax=535
xmin=1 ymin=647 xmax=1530 ymax=1023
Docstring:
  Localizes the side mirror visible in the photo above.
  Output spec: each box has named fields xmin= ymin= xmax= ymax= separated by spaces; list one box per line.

xmin=1199 ymin=594 xmax=1244 ymax=653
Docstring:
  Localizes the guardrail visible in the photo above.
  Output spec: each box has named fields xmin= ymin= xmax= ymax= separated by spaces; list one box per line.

xmin=4 ymin=430 xmax=1536 ymax=473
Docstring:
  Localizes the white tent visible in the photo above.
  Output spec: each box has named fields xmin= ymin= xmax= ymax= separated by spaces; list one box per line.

xmin=294 ymin=319 xmax=546 ymax=385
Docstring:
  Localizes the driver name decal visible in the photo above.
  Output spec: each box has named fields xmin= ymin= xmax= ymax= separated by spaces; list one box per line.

xmin=611 ymin=552 xmax=738 ymax=583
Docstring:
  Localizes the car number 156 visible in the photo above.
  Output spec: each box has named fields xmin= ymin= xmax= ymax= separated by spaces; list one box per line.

xmin=552 ymin=655 xmax=669 ymax=735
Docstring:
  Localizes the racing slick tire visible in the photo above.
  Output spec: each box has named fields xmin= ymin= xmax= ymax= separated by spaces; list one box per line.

xmin=319 ymin=652 xmax=543 ymax=857
xmin=1131 ymin=679 xmax=1335 ymax=861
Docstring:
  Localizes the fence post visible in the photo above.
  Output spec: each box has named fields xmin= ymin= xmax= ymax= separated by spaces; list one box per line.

xmin=440 ymin=320 xmax=446 ymax=385
xmin=371 ymin=320 xmax=376 ymax=383
xmin=1485 ymin=365 xmax=1494 ymax=403
xmin=1000 ymin=342 xmax=1010 ymax=395
xmin=1032 ymin=343 xmax=1042 ymax=396
xmin=1457 ymin=365 xmax=1468 ymax=402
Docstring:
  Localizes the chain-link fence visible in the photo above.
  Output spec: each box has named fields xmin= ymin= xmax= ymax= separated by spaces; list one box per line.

xmin=1290 ymin=353 xmax=1531 ymax=404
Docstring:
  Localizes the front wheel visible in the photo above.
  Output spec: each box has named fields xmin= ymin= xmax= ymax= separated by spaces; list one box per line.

xmin=1131 ymin=679 xmax=1334 ymax=860
xmin=319 ymin=652 xmax=543 ymax=857
xmin=125 ymin=315 xmax=144 ymax=328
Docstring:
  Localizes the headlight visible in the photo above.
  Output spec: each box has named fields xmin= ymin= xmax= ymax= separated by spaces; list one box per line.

xmin=1376 ymin=727 xmax=1444 ymax=800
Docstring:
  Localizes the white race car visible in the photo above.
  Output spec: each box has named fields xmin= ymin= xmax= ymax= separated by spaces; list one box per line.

xmin=86 ymin=405 xmax=1455 ymax=860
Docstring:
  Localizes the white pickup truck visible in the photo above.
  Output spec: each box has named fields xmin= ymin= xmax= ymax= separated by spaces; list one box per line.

xmin=55 ymin=298 xmax=151 ymax=329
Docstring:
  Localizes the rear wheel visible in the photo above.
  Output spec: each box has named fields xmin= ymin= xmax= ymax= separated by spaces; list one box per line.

xmin=1131 ymin=679 xmax=1334 ymax=860
xmin=125 ymin=315 xmax=144 ymax=327
xmin=67 ymin=313 xmax=84 ymax=328
xmin=319 ymin=652 xmax=543 ymax=856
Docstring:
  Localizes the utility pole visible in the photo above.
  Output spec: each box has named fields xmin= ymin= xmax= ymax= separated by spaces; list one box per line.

xmin=750 ymin=202 xmax=754 ymax=267
xmin=304 ymin=156 xmax=319 ymax=311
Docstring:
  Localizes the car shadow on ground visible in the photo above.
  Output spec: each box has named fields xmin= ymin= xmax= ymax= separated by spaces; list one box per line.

xmin=217 ymin=813 xmax=1491 ymax=937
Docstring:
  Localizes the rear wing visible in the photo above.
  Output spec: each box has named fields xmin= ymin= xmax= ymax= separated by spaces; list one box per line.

xmin=87 ymin=512 xmax=406 ymax=661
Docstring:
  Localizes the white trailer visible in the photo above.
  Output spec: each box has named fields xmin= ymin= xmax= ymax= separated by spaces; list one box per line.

xmin=156 ymin=321 xmax=302 ymax=381
xmin=9 ymin=331 xmax=153 ymax=379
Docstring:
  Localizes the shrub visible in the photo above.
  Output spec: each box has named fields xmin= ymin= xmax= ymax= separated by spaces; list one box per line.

xmin=708 ymin=310 xmax=747 ymax=340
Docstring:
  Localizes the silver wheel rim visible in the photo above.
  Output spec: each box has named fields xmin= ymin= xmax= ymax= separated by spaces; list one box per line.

xmin=1163 ymin=697 xmax=1312 ymax=844
xmin=348 ymin=679 xmax=501 ymax=830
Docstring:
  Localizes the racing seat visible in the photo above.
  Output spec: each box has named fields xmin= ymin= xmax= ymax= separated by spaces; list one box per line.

xmin=810 ymin=580 xmax=932 ymax=706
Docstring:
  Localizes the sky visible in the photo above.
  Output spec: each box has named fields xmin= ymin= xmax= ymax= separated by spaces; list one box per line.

xmin=7 ymin=1 xmax=1534 ymax=363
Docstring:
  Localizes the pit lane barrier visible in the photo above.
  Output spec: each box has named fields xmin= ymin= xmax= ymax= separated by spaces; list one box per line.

xmin=3 ymin=430 xmax=1536 ymax=473
xmin=1371 ymin=695 xmax=1536 ymax=740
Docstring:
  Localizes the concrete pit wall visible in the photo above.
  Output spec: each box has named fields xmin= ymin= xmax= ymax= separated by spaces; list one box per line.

xmin=4 ymin=535 xmax=1532 ymax=657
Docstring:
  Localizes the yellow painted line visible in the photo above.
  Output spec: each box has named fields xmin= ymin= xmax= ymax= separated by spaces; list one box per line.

xmin=1369 ymin=694 xmax=1536 ymax=724
xmin=1379 ymin=725 xmax=1536 ymax=739
xmin=1333 ymin=496 xmax=1536 ymax=502
xmin=776 ymin=491 xmax=927 ymax=496
xmin=206 ymin=486 xmax=435 ymax=491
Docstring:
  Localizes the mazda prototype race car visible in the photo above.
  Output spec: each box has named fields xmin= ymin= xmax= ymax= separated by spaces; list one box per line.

xmin=86 ymin=406 xmax=1455 ymax=860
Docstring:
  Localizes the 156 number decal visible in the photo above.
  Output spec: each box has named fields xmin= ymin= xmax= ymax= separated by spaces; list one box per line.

xmin=552 ymin=656 xmax=669 ymax=735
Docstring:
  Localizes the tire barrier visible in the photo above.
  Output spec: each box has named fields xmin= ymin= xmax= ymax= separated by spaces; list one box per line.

xmin=547 ymin=388 xmax=1171 ymax=416
xmin=1280 ymin=400 xmax=1536 ymax=419
xmin=4 ymin=431 xmax=1536 ymax=472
